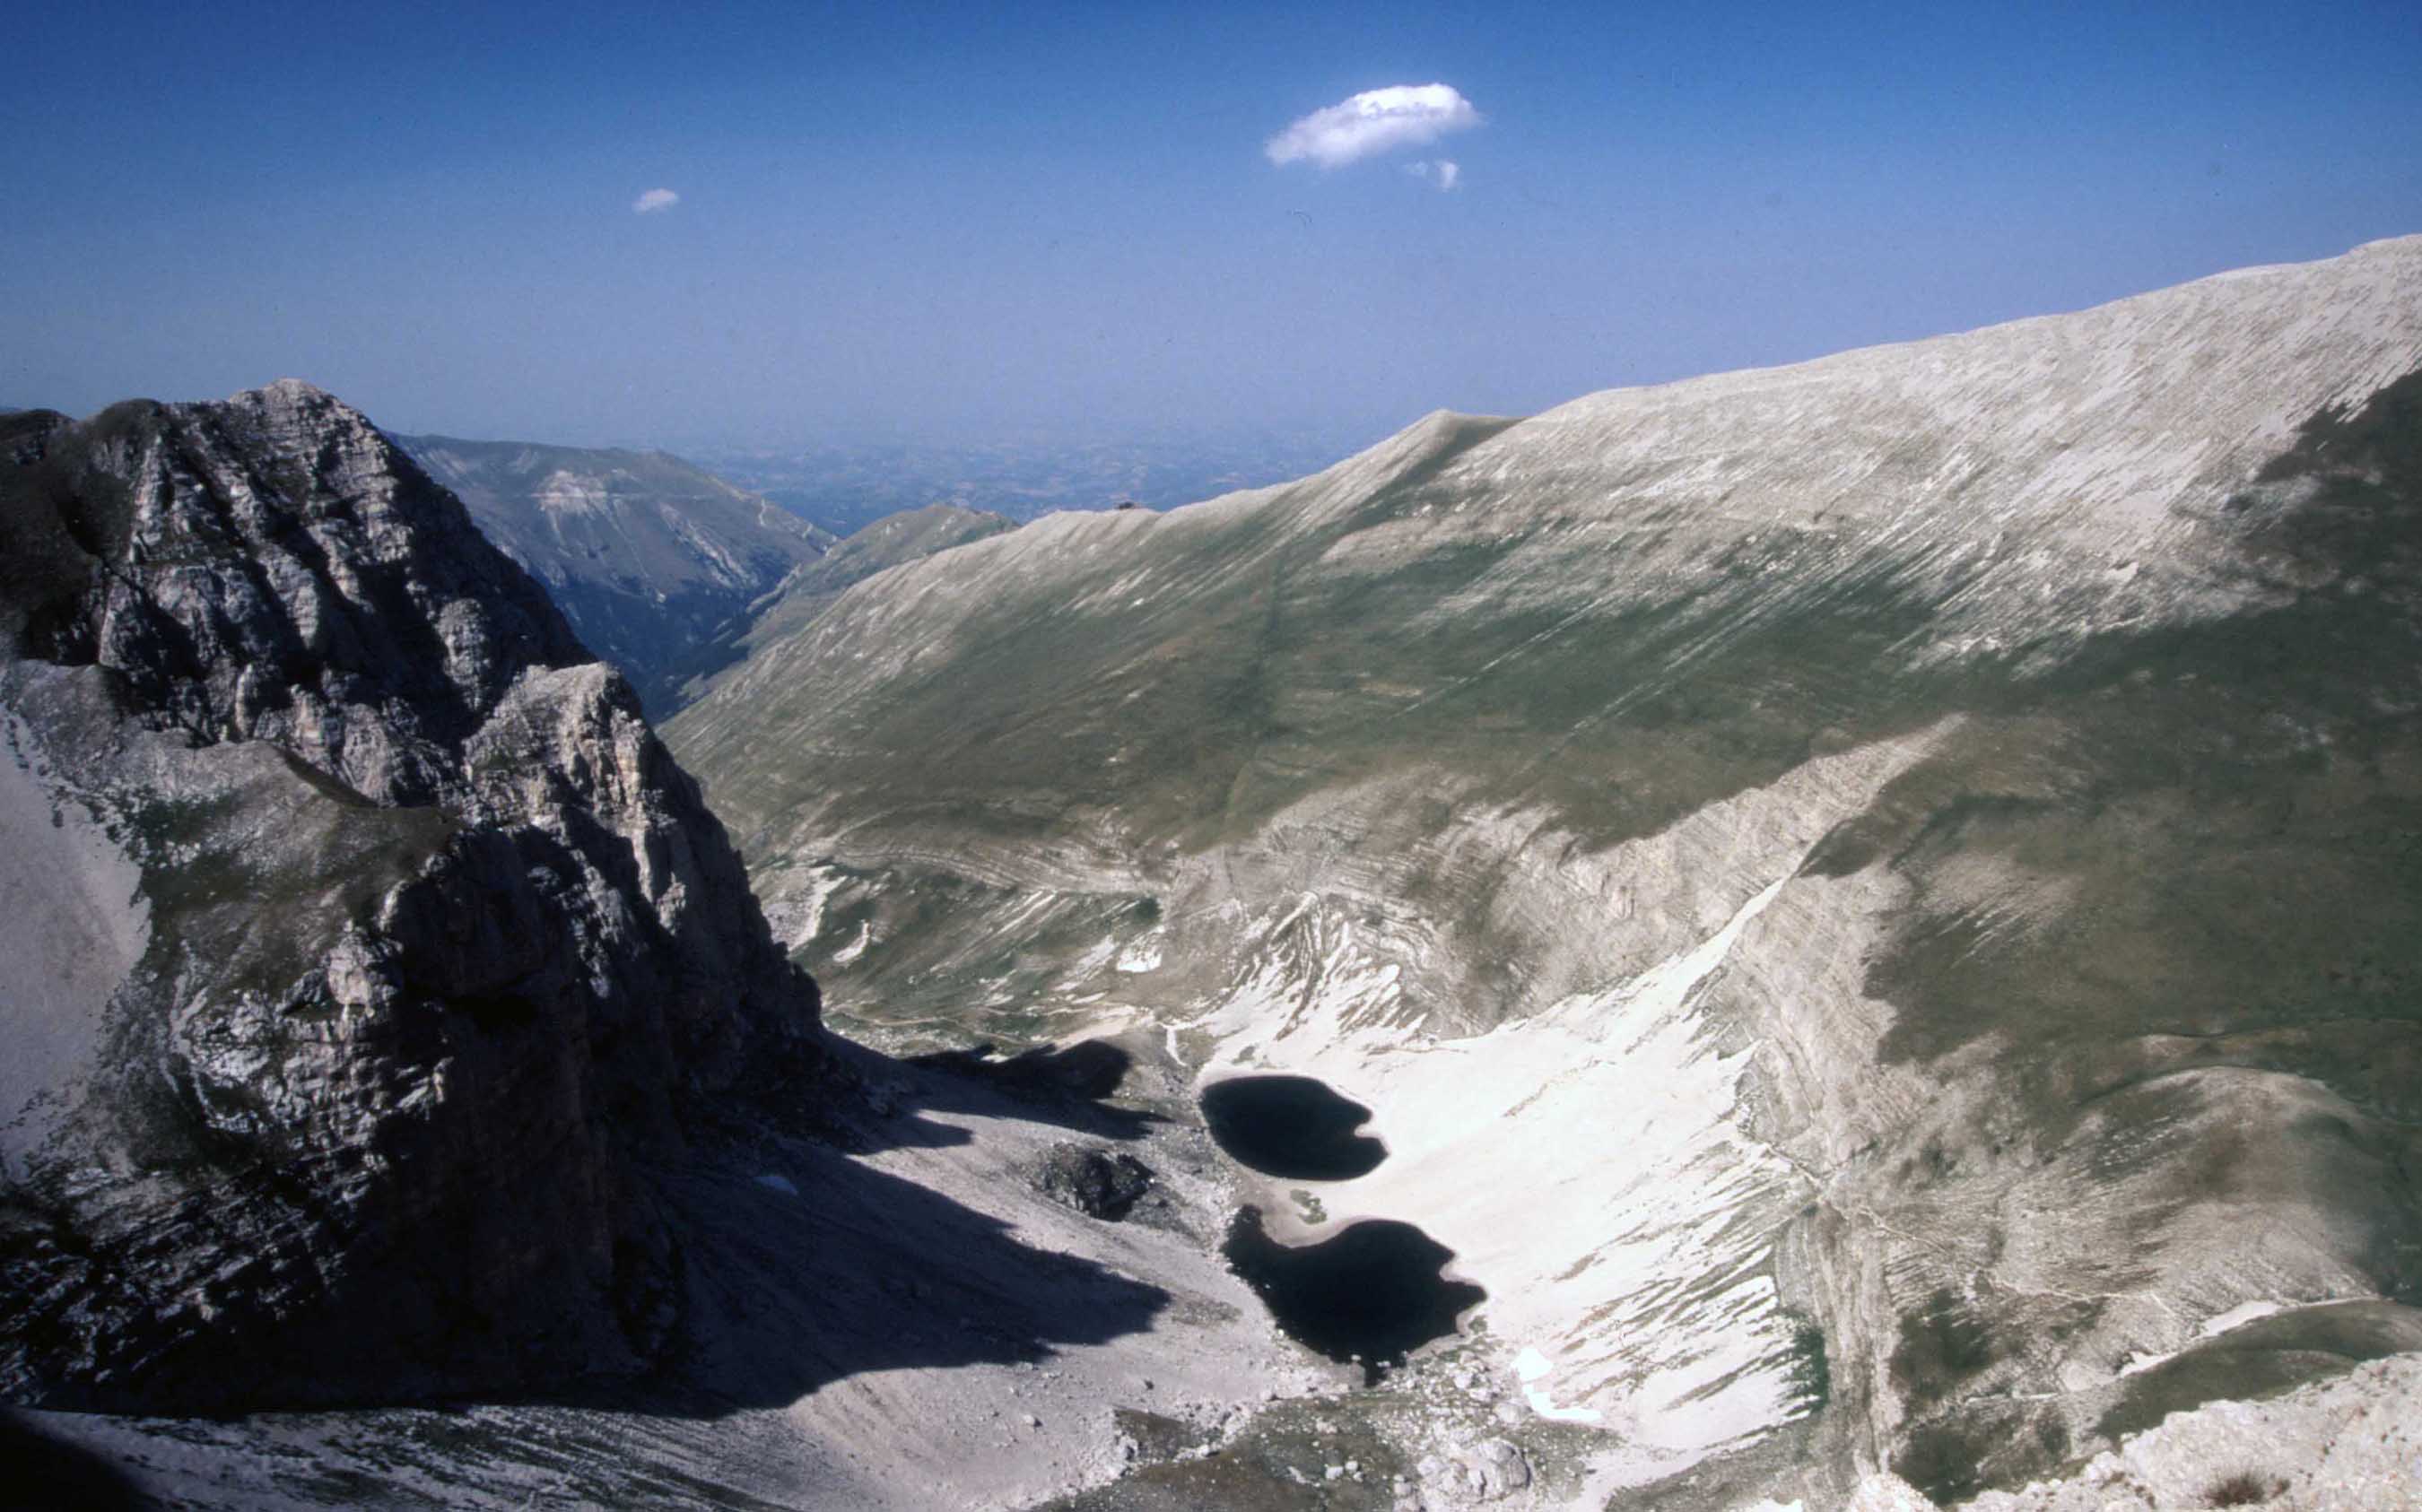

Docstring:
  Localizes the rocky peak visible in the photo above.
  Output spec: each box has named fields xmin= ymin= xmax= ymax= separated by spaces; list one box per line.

xmin=10 ymin=381 xmax=592 ymax=804
xmin=0 ymin=384 xmax=825 ymax=1411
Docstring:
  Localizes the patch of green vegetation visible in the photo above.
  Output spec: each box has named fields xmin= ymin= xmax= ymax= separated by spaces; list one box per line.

xmin=1110 ymin=1406 xmax=1220 ymax=1465
xmin=1812 ymin=369 xmax=2422 ymax=1198
xmin=2203 ymin=1470 xmax=2289 ymax=1507
xmin=795 ymin=860 xmax=1163 ymax=1031
xmin=1889 ymin=1424 xmax=1986 ymax=1502
xmin=1890 ymin=1404 xmax=2060 ymax=1506
xmin=1888 ymin=1288 xmax=1996 ymax=1412
xmin=1041 ymin=1391 xmax=1411 ymax=1512
xmin=1782 ymin=1310 xmax=1830 ymax=1412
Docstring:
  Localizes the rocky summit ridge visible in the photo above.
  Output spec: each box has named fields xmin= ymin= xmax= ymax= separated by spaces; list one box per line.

xmin=0 ymin=379 xmax=824 ymax=1412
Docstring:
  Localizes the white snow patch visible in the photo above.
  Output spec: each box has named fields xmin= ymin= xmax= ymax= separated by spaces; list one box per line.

xmin=1067 ymin=934 xmax=1122 ymax=978
xmin=534 ymin=470 xmax=614 ymax=518
xmin=1198 ymin=876 xmax=1804 ymax=1452
xmin=764 ymin=863 xmax=849 ymax=953
xmin=831 ymin=920 xmax=875 ymax=966
xmin=1115 ymin=934 xmax=1165 ymax=974
xmin=1516 ymin=1346 xmax=1603 ymax=1422
xmin=2122 ymin=1297 xmax=2326 ymax=1377
xmin=1525 ymin=1388 xmax=1603 ymax=1425
xmin=2199 ymin=1299 xmax=2287 ymax=1337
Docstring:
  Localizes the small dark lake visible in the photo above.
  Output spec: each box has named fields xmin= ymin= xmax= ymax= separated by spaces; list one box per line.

xmin=1223 ymin=1206 xmax=1485 ymax=1382
xmin=1198 ymin=1074 xmax=1387 ymax=1180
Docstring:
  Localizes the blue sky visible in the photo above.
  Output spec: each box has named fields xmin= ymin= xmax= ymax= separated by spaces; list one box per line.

xmin=7 ymin=1 xmax=2419 ymax=451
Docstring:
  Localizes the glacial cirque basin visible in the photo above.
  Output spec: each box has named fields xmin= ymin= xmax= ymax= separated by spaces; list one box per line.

xmin=671 ymin=234 xmax=2422 ymax=1504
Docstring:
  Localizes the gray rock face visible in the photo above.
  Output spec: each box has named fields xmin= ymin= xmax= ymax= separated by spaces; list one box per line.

xmin=0 ymin=381 xmax=824 ymax=1411
xmin=1412 ymin=1438 xmax=1531 ymax=1504
xmin=1960 ymin=1353 xmax=2422 ymax=1512
xmin=395 ymin=432 xmax=830 ymax=715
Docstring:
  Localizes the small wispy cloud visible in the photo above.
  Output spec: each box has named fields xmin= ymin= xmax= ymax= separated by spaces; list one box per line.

xmin=1404 ymin=159 xmax=1464 ymax=191
xmin=632 ymin=187 xmax=680 ymax=214
xmin=1266 ymin=83 xmax=1481 ymax=170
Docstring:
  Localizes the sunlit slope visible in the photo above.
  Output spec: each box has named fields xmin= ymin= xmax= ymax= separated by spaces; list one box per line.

xmin=675 ymin=235 xmax=2422 ymax=910
xmin=672 ymin=409 xmax=1522 ymax=857
xmin=667 ymin=235 xmax=2422 ymax=1499
xmin=681 ymin=502 xmax=1017 ymax=701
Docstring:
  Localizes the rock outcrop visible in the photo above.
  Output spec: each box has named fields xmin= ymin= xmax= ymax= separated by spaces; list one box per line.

xmin=1029 ymin=1142 xmax=1154 ymax=1221
xmin=1812 ymin=1352 xmax=2422 ymax=1512
xmin=0 ymin=381 xmax=824 ymax=1411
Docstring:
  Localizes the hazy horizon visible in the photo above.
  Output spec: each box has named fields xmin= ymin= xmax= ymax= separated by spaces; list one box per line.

xmin=8 ymin=1 xmax=2420 ymax=451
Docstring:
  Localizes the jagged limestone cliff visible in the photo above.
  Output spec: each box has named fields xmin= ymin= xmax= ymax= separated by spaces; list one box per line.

xmin=0 ymin=381 xmax=824 ymax=1411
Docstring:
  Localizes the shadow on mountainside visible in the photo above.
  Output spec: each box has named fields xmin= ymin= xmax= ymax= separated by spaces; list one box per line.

xmin=12 ymin=1076 xmax=1176 ymax=1504
xmin=0 ymin=1412 xmax=150 ymax=1511
xmin=471 ymin=1041 xmax=1172 ymax=1421
xmin=897 ymin=1038 xmax=1163 ymax=1143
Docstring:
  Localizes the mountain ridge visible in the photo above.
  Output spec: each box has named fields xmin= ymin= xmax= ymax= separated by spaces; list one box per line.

xmin=666 ymin=232 xmax=2422 ymax=1502
xmin=675 ymin=500 xmax=1018 ymax=706
xmin=4 ymin=236 xmax=2420 ymax=1507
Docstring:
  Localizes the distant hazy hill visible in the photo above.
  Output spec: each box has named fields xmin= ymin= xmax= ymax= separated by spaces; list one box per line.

xmin=396 ymin=434 xmax=831 ymax=713
xmin=687 ymin=431 xmax=1359 ymax=535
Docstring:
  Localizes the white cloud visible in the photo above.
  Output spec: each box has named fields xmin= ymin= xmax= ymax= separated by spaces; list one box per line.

xmin=1404 ymin=159 xmax=1464 ymax=191
xmin=1266 ymin=83 xmax=1481 ymax=169
xmin=632 ymin=187 xmax=680 ymax=214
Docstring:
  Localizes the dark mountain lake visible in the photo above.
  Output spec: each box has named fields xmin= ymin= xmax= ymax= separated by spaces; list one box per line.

xmin=1198 ymin=1074 xmax=1387 ymax=1180
xmin=1223 ymin=1206 xmax=1486 ymax=1382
